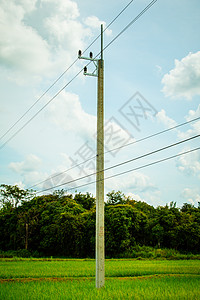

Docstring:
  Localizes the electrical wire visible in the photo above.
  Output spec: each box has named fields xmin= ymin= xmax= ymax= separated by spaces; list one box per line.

xmin=103 ymin=0 xmax=158 ymax=52
xmin=28 ymin=156 xmax=95 ymax=190
xmin=35 ymin=134 xmax=200 ymax=193
xmin=27 ymin=116 xmax=200 ymax=190
xmin=36 ymin=146 xmax=200 ymax=194
xmin=0 ymin=63 xmax=77 ymax=142
xmin=0 ymin=69 xmax=83 ymax=150
xmin=0 ymin=0 xmax=158 ymax=150
xmin=0 ymin=0 xmax=135 ymax=143
xmin=104 ymin=116 xmax=200 ymax=155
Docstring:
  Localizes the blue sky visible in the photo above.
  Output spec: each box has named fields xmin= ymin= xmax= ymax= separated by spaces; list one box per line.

xmin=0 ymin=0 xmax=200 ymax=207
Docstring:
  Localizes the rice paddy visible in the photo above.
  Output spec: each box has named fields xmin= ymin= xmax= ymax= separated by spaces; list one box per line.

xmin=0 ymin=259 xmax=199 ymax=299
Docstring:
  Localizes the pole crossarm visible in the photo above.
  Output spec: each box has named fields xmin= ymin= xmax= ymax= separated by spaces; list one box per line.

xmin=78 ymin=56 xmax=98 ymax=62
xmin=78 ymin=51 xmax=99 ymax=77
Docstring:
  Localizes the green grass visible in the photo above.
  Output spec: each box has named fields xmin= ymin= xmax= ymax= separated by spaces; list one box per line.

xmin=0 ymin=259 xmax=200 ymax=299
xmin=0 ymin=259 xmax=199 ymax=279
xmin=0 ymin=260 xmax=95 ymax=279
xmin=1 ymin=276 xmax=200 ymax=299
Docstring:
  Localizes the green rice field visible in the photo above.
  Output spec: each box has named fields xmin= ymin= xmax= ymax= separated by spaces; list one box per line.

xmin=0 ymin=259 xmax=200 ymax=299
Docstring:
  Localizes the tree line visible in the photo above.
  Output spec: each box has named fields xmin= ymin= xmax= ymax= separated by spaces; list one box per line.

xmin=0 ymin=185 xmax=200 ymax=258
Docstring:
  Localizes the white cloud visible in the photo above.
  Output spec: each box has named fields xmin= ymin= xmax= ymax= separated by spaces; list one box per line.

xmin=9 ymin=154 xmax=46 ymax=187
xmin=181 ymin=188 xmax=200 ymax=205
xmin=104 ymin=117 xmax=134 ymax=155
xmin=162 ymin=51 xmax=200 ymax=99
xmin=44 ymin=155 xmax=157 ymax=197
xmin=0 ymin=0 xmax=51 ymax=75
xmin=186 ymin=104 xmax=200 ymax=121
xmin=9 ymin=154 xmax=42 ymax=173
xmin=49 ymin=91 xmax=133 ymax=145
xmin=9 ymin=152 xmax=82 ymax=192
xmin=126 ymin=192 xmax=145 ymax=202
xmin=13 ymin=181 xmax=26 ymax=189
xmin=41 ymin=0 xmax=80 ymax=19
xmin=0 ymin=0 xmax=106 ymax=82
xmin=156 ymin=109 xmax=177 ymax=128
xmin=42 ymin=0 xmax=90 ymax=51
xmin=105 ymin=171 xmax=155 ymax=193
xmin=44 ymin=16 xmax=90 ymax=55
xmin=125 ymin=190 xmax=161 ymax=208
xmin=146 ymin=190 xmax=162 ymax=207
xmin=40 ymin=152 xmax=95 ymax=192
xmin=54 ymin=153 xmax=158 ymax=200
xmin=176 ymin=147 xmax=200 ymax=177
xmin=84 ymin=16 xmax=112 ymax=36
xmin=42 ymin=172 xmax=78 ymax=192
xmin=178 ymin=105 xmax=200 ymax=139
xmin=178 ymin=120 xmax=200 ymax=140
xmin=18 ymin=0 xmax=37 ymax=13
xmin=49 ymin=91 xmax=97 ymax=141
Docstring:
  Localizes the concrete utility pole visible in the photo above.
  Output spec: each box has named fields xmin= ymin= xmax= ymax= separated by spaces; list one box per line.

xmin=96 ymin=26 xmax=104 ymax=289
xmin=25 ymin=223 xmax=28 ymax=250
xmin=78 ymin=25 xmax=105 ymax=289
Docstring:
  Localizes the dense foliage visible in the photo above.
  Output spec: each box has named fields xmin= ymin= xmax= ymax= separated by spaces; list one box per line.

xmin=0 ymin=185 xmax=200 ymax=257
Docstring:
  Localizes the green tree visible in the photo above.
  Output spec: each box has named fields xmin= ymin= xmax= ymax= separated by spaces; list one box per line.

xmin=0 ymin=184 xmax=33 ymax=208
xmin=105 ymin=204 xmax=148 ymax=257
xmin=106 ymin=190 xmax=127 ymax=205
xmin=74 ymin=192 xmax=95 ymax=210
xmin=151 ymin=223 xmax=164 ymax=248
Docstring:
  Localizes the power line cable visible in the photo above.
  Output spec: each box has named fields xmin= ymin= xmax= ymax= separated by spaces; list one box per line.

xmin=36 ymin=134 xmax=200 ymax=193
xmin=28 ymin=156 xmax=94 ymax=190
xmin=84 ymin=0 xmax=158 ymax=66
xmin=104 ymin=147 xmax=200 ymax=187
xmin=0 ymin=64 xmax=76 ymax=142
xmin=27 ymin=116 xmax=200 ymax=190
xmin=0 ymin=69 xmax=83 ymax=150
xmin=103 ymin=0 xmax=158 ymax=52
xmin=104 ymin=116 xmax=200 ymax=155
xmin=36 ymin=146 xmax=200 ymax=194
xmin=0 ymin=0 xmax=158 ymax=150
xmin=0 ymin=0 xmax=135 ymax=142
xmin=27 ymin=116 xmax=200 ymax=189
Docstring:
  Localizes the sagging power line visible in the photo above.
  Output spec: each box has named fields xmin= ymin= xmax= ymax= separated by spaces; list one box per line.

xmin=28 ymin=116 xmax=200 ymax=190
xmin=35 ymin=134 xmax=200 ymax=194
xmin=36 ymin=146 xmax=200 ymax=195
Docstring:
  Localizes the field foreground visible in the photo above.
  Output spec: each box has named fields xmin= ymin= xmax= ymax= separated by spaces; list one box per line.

xmin=0 ymin=259 xmax=200 ymax=299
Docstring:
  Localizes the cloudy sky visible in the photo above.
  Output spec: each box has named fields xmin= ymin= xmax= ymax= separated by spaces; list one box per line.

xmin=0 ymin=0 xmax=200 ymax=207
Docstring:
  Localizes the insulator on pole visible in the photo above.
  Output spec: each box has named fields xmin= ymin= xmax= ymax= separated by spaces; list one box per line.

xmin=78 ymin=50 xmax=82 ymax=58
xmin=84 ymin=66 xmax=87 ymax=73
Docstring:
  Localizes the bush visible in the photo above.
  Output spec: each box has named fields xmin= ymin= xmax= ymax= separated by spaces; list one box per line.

xmin=16 ymin=249 xmax=32 ymax=258
xmin=0 ymin=249 xmax=31 ymax=258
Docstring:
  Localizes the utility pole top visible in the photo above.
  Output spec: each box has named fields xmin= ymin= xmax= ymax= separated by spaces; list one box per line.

xmin=101 ymin=24 xmax=103 ymax=62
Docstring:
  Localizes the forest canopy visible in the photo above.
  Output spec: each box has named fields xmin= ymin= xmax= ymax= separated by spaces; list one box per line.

xmin=0 ymin=184 xmax=200 ymax=258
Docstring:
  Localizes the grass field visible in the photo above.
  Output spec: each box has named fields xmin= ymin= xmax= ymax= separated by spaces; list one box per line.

xmin=0 ymin=259 xmax=200 ymax=299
